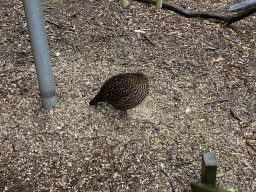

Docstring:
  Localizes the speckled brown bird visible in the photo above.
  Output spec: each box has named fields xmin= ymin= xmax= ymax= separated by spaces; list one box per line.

xmin=89 ymin=72 xmax=149 ymax=115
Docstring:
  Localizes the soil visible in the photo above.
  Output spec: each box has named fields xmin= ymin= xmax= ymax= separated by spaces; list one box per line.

xmin=0 ymin=0 xmax=256 ymax=191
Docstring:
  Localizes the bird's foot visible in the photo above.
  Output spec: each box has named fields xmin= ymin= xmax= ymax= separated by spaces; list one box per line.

xmin=120 ymin=110 xmax=129 ymax=119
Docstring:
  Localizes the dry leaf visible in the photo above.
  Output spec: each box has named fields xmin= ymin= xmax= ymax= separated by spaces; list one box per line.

xmin=185 ymin=107 xmax=191 ymax=113
xmin=216 ymin=173 xmax=225 ymax=177
xmin=113 ymin=172 xmax=119 ymax=178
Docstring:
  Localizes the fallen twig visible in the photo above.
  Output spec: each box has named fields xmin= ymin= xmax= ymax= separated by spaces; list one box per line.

xmin=142 ymin=33 xmax=157 ymax=47
xmin=246 ymin=141 xmax=256 ymax=152
xmin=204 ymin=99 xmax=229 ymax=105
xmin=230 ymin=108 xmax=241 ymax=122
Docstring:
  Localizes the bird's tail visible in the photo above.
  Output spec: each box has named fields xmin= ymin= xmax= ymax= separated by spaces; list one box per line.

xmin=89 ymin=96 xmax=98 ymax=105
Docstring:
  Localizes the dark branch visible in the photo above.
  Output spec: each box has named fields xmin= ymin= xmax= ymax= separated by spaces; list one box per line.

xmin=136 ymin=0 xmax=256 ymax=25
xmin=228 ymin=0 xmax=256 ymax=12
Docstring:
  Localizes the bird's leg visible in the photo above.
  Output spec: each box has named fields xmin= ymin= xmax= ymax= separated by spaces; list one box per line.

xmin=120 ymin=110 xmax=128 ymax=118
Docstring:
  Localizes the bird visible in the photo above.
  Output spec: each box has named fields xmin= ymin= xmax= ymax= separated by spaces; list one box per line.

xmin=89 ymin=72 xmax=149 ymax=116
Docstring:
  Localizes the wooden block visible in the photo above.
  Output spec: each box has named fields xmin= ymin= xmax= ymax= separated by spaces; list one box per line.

xmin=201 ymin=152 xmax=217 ymax=186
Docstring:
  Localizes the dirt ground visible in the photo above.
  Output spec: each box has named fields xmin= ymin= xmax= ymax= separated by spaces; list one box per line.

xmin=0 ymin=0 xmax=256 ymax=191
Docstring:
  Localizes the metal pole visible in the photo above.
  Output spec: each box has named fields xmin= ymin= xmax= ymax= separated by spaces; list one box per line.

xmin=22 ymin=0 xmax=57 ymax=108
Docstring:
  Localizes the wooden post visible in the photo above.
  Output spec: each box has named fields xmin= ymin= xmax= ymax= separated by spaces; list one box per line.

xmin=201 ymin=152 xmax=217 ymax=186
xmin=191 ymin=152 xmax=229 ymax=192
xmin=156 ymin=0 xmax=162 ymax=8
xmin=121 ymin=0 xmax=129 ymax=8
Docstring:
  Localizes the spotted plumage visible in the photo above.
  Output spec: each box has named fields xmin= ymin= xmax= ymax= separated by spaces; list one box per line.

xmin=89 ymin=72 xmax=149 ymax=114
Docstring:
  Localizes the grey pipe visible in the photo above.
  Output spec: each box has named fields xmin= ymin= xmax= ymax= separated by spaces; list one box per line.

xmin=22 ymin=0 xmax=57 ymax=108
